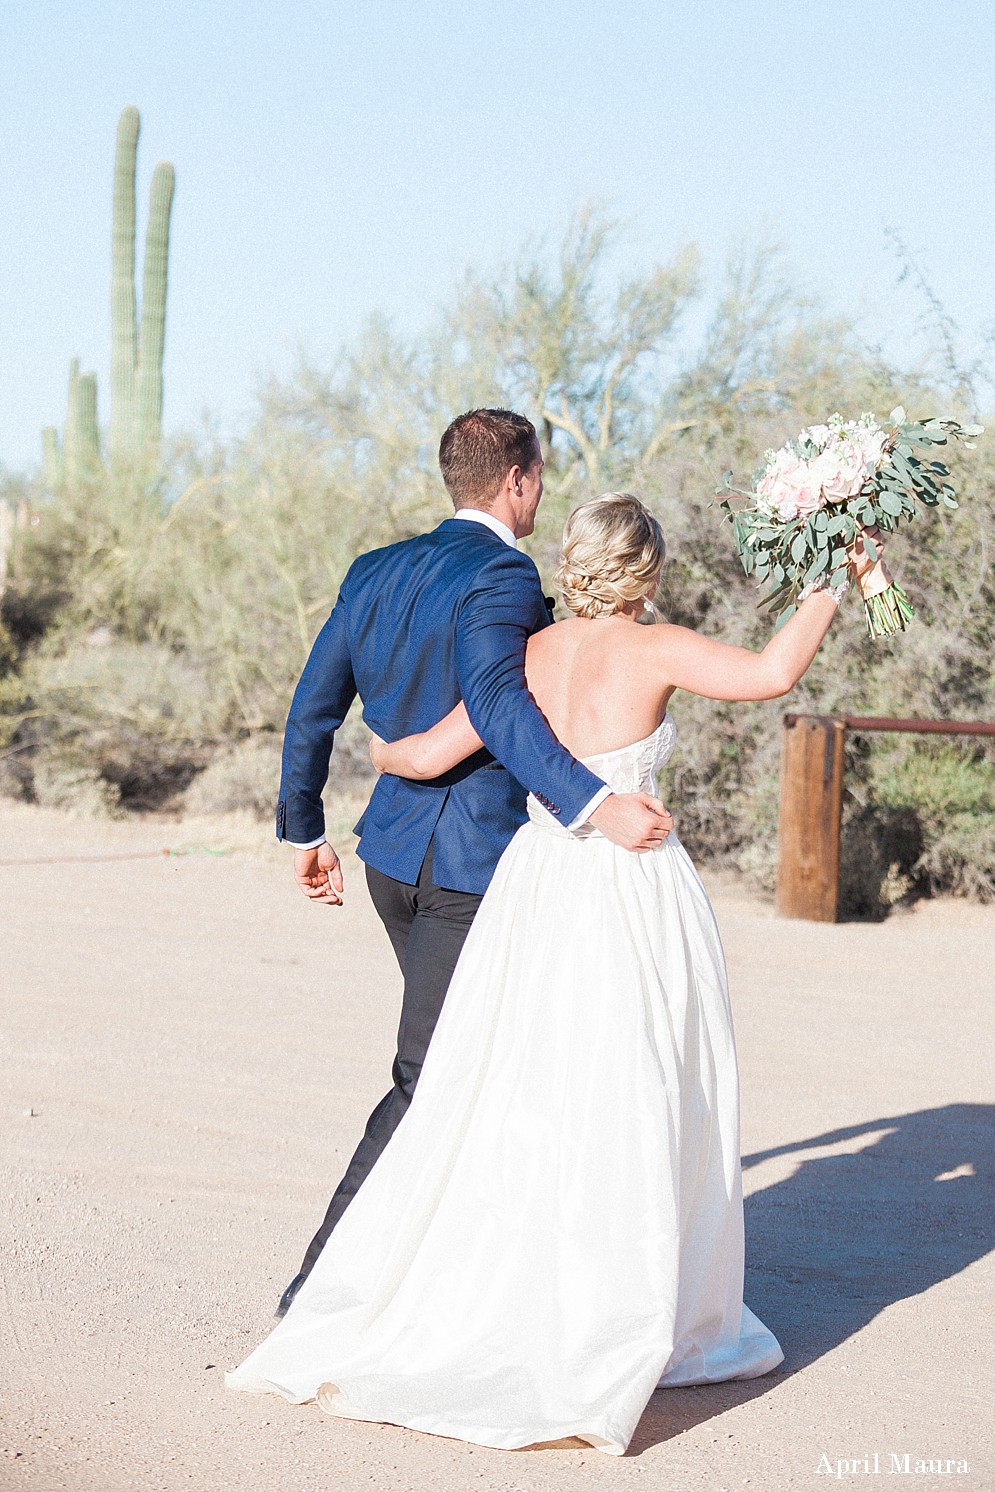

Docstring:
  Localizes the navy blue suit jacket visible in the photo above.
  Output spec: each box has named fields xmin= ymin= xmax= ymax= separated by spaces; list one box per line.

xmin=276 ymin=518 xmax=606 ymax=894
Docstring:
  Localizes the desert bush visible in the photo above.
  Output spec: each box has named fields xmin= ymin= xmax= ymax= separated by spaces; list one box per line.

xmin=31 ymin=757 xmax=123 ymax=818
xmin=181 ymin=736 xmax=283 ymax=818
xmin=16 ymin=638 xmax=222 ymax=809
xmin=180 ymin=708 xmax=374 ymax=820
xmin=868 ymin=740 xmax=995 ymax=903
xmin=2 ymin=212 xmax=993 ymax=904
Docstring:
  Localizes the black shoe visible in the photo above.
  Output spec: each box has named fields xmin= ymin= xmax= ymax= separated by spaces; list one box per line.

xmin=275 ymin=1272 xmax=306 ymax=1320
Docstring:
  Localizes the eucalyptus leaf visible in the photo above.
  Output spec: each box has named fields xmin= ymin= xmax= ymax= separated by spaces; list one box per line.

xmin=877 ymin=492 xmax=904 ymax=516
xmin=775 ymin=605 xmax=797 ymax=631
xmin=829 ymin=567 xmax=849 ymax=588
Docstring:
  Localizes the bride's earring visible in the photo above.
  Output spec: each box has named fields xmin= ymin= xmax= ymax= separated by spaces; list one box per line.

xmin=642 ymin=598 xmax=657 ymax=622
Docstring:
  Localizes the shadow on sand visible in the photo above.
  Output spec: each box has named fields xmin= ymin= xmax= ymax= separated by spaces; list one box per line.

xmin=628 ymin=1103 xmax=995 ymax=1455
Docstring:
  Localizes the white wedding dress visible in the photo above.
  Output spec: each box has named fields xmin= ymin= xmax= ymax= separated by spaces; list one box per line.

xmin=227 ymin=714 xmax=783 ymax=1453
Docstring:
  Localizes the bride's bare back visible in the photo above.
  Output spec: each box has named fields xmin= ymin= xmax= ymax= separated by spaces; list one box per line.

xmin=523 ymin=614 xmax=675 ymax=758
xmin=525 ymin=586 xmax=850 ymax=758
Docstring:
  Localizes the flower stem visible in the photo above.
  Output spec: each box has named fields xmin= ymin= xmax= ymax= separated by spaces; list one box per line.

xmin=863 ymin=582 xmax=915 ymax=638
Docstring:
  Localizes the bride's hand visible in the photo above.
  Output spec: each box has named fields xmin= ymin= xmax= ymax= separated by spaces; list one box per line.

xmin=369 ymin=734 xmax=388 ymax=774
xmin=847 ymin=524 xmax=892 ymax=598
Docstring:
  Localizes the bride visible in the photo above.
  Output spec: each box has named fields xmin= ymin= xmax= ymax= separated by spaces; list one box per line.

xmin=227 ymin=492 xmax=851 ymax=1454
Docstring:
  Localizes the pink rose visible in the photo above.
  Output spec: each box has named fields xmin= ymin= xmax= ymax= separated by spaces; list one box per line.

xmin=808 ymin=447 xmax=867 ymax=506
xmin=757 ymin=451 xmax=808 ymax=521
xmin=797 ymin=460 xmax=828 ymax=516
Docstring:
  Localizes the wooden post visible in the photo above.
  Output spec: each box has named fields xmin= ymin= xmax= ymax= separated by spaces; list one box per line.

xmin=775 ymin=714 xmax=846 ymax=922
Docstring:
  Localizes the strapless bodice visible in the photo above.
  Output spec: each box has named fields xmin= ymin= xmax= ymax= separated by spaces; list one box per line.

xmin=527 ymin=714 xmax=677 ymax=837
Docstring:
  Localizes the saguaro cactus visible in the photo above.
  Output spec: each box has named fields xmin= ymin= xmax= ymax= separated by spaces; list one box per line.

xmin=110 ymin=106 xmax=176 ymax=465
xmin=110 ymin=106 xmax=140 ymax=458
xmin=41 ymin=426 xmax=63 ymax=491
xmin=43 ymin=105 xmax=175 ymax=480
xmin=134 ymin=160 xmax=175 ymax=451
xmin=42 ymin=359 xmax=101 ymax=491
xmin=0 ymin=499 xmax=14 ymax=606
xmin=75 ymin=371 xmax=101 ymax=476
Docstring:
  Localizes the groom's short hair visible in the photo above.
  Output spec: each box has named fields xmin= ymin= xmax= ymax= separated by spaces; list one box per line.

xmin=439 ymin=409 xmax=538 ymax=509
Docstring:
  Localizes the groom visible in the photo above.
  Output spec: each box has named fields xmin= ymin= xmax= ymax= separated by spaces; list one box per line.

xmin=274 ymin=408 xmax=672 ymax=1315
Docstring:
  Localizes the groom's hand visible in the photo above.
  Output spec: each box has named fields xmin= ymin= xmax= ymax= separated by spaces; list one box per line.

xmin=589 ymin=793 xmax=674 ymax=853
xmin=294 ymin=842 xmax=344 ymax=906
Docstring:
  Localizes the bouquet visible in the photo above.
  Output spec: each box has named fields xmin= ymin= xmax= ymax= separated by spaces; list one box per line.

xmin=717 ymin=410 xmax=983 ymax=637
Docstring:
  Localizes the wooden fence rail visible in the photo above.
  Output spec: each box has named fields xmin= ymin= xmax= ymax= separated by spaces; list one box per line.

xmin=775 ymin=714 xmax=995 ymax=922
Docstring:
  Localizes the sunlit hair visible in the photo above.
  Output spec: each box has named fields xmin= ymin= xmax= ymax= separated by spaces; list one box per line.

xmin=555 ymin=493 xmax=666 ymax=619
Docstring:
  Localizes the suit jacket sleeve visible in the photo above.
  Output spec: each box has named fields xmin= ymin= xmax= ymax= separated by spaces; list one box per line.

xmin=277 ymin=592 xmax=357 ymax=843
xmin=454 ymin=548 xmax=606 ymax=821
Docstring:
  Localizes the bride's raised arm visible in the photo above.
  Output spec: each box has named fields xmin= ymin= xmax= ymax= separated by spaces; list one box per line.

xmin=370 ymin=702 xmax=482 ymax=779
xmin=651 ymin=586 xmax=840 ymax=701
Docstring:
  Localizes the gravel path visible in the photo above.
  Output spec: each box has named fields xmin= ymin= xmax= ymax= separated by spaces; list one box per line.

xmin=1 ymin=802 xmax=991 ymax=1491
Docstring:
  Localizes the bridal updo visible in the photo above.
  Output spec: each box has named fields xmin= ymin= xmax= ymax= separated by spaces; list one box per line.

xmin=555 ymin=493 xmax=666 ymax=619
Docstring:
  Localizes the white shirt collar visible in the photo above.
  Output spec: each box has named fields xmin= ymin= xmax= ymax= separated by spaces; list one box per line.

xmin=452 ymin=508 xmax=518 ymax=549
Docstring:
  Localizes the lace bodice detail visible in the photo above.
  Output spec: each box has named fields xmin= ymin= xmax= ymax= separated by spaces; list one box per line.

xmin=527 ymin=714 xmax=677 ymax=837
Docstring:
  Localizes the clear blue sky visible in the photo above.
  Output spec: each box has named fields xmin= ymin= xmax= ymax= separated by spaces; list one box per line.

xmin=2 ymin=0 xmax=994 ymax=470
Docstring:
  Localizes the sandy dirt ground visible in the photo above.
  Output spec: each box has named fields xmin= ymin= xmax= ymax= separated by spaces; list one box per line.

xmin=1 ymin=800 xmax=992 ymax=1492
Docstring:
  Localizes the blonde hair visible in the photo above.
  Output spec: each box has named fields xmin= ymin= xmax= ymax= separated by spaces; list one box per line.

xmin=555 ymin=493 xmax=666 ymax=619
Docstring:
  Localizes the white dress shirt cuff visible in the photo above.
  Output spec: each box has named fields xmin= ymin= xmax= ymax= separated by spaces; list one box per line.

xmin=566 ymin=785 xmax=612 ymax=832
xmin=286 ymin=834 xmax=327 ymax=850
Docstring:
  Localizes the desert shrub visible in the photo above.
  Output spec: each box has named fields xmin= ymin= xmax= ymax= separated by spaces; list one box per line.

xmin=180 ymin=705 xmax=375 ymax=821
xmin=180 ymin=710 xmax=376 ymax=820
xmin=3 ymin=213 xmax=993 ymax=904
xmin=871 ymin=741 xmax=995 ymax=902
xmin=31 ymin=757 xmax=123 ymax=818
xmin=19 ymin=638 xmax=222 ymax=809
xmin=0 ymin=622 xmax=17 ymax=678
xmin=181 ymin=736 xmax=284 ymax=818
xmin=839 ymin=803 xmax=924 ymax=920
